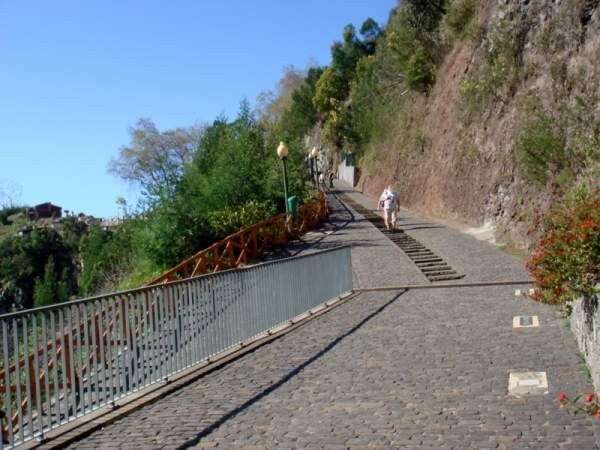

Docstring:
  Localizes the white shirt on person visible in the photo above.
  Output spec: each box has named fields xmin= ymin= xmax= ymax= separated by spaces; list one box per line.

xmin=382 ymin=189 xmax=397 ymax=211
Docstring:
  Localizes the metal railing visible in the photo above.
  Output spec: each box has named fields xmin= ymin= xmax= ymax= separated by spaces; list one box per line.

xmin=0 ymin=246 xmax=352 ymax=448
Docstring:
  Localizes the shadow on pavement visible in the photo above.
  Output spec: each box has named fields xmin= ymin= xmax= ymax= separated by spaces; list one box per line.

xmin=401 ymin=225 xmax=446 ymax=231
xmin=175 ymin=290 xmax=407 ymax=450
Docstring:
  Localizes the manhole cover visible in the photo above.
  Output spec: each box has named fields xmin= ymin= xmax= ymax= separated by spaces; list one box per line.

xmin=508 ymin=371 xmax=548 ymax=396
xmin=513 ymin=316 xmax=539 ymax=328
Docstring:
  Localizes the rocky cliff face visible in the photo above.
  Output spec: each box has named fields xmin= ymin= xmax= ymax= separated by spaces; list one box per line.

xmin=357 ymin=0 xmax=600 ymax=248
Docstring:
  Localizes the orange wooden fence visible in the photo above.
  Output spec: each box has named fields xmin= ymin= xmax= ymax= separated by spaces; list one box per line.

xmin=147 ymin=191 xmax=328 ymax=285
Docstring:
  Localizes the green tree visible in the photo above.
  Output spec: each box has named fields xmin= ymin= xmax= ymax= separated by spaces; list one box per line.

xmin=131 ymin=101 xmax=311 ymax=269
xmin=256 ymin=66 xmax=307 ymax=125
xmin=279 ymin=66 xmax=324 ymax=139
xmin=108 ymin=118 xmax=204 ymax=199
xmin=383 ymin=6 xmax=437 ymax=92
xmin=313 ymin=67 xmax=347 ymax=116
xmin=360 ymin=18 xmax=383 ymax=53
xmin=0 ymin=229 xmax=74 ymax=309
xmin=403 ymin=0 xmax=446 ymax=41
xmin=313 ymin=19 xmax=382 ymax=148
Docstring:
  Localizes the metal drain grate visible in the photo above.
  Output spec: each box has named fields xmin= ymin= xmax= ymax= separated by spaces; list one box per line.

xmin=337 ymin=193 xmax=465 ymax=282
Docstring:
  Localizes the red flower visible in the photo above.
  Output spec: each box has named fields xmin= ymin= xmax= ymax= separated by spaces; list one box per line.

xmin=596 ymin=409 xmax=600 ymax=420
xmin=558 ymin=392 xmax=567 ymax=403
xmin=587 ymin=393 xmax=595 ymax=403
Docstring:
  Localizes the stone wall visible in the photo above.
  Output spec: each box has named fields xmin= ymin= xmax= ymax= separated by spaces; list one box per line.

xmin=571 ymin=294 xmax=600 ymax=389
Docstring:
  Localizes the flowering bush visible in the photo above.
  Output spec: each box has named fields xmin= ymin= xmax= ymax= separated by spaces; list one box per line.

xmin=558 ymin=391 xmax=600 ymax=419
xmin=527 ymin=186 xmax=600 ymax=304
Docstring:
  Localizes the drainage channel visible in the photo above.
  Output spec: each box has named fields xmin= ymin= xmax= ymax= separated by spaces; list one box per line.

xmin=336 ymin=192 xmax=465 ymax=283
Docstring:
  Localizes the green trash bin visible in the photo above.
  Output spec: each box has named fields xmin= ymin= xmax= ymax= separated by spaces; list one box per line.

xmin=287 ymin=196 xmax=299 ymax=219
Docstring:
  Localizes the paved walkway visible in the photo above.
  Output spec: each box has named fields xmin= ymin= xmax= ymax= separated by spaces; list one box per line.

xmin=66 ymin=185 xmax=599 ymax=449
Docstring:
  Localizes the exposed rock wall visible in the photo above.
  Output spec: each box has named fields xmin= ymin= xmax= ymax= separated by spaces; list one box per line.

xmin=571 ymin=294 xmax=600 ymax=390
xmin=358 ymin=0 xmax=600 ymax=247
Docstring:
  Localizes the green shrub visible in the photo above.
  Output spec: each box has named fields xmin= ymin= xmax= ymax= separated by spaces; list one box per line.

xmin=440 ymin=0 xmax=479 ymax=43
xmin=517 ymin=111 xmax=567 ymax=184
xmin=78 ymin=224 xmax=135 ymax=295
xmin=459 ymin=14 xmax=523 ymax=116
xmin=33 ymin=256 xmax=69 ymax=307
xmin=527 ymin=185 xmax=600 ymax=304
xmin=405 ymin=45 xmax=435 ymax=91
xmin=0 ymin=206 xmax=24 ymax=225
xmin=207 ymin=200 xmax=277 ymax=236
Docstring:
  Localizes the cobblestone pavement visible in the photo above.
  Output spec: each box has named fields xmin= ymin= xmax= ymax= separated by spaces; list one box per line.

xmin=66 ymin=186 xmax=599 ymax=449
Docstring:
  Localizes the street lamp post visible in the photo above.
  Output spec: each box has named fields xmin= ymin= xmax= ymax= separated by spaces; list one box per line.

xmin=277 ymin=142 xmax=290 ymax=212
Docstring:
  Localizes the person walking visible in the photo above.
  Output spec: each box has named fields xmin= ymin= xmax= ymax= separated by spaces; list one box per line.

xmin=328 ymin=171 xmax=335 ymax=188
xmin=379 ymin=185 xmax=400 ymax=232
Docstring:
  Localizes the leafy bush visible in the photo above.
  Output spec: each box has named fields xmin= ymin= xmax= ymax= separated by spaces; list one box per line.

xmin=78 ymin=224 xmax=135 ymax=295
xmin=0 ymin=229 xmax=75 ymax=309
xmin=517 ymin=111 xmax=567 ymax=184
xmin=33 ymin=256 xmax=69 ymax=307
xmin=527 ymin=186 xmax=600 ymax=304
xmin=405 ymin=44 xmax=435 ymax=91
xmin=207 ymin=200 xmax=277 ymax=236
xmin=460 ymin=15 xmax=523 ymax=115
xmin=0 ymin=206 xmax=24 ymax=225
xmin=440 ymin=0 xmax=479 ymax=43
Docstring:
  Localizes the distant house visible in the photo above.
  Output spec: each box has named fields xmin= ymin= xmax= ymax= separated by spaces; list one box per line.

xmin=26 ymin=202 xmax=62 ymax=221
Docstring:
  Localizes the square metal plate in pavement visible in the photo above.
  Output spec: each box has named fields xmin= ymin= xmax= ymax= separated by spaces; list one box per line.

xmin=513 ymin=315 xmax=539 ymax=328
xmin=508 ymin=371 xmax=548 ymax=396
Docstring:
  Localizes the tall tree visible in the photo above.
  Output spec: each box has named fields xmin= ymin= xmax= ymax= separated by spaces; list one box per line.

xmin=313 ymin=19 xmax=383 ymax=148
xmin=108 ymin=119 xmax=204 ymax=199
xmin=256 ymin=66 xmax=306 ymax=125
xmin=279 ymin=66 xmax=324 ymax=139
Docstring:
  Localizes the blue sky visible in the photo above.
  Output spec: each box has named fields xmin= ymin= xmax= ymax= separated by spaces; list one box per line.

xmin=0 ymin=0 xmax=397 ymax=217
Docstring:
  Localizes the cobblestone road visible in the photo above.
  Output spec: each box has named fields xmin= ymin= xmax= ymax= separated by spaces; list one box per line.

xmin=66 ymin=185 xmax=599 ymax=449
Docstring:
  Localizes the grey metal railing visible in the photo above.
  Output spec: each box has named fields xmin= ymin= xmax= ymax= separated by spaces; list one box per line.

xmin=0 ymin=246 xmax=352 ymax=448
